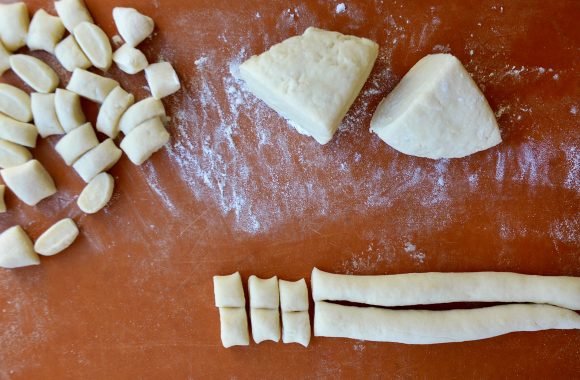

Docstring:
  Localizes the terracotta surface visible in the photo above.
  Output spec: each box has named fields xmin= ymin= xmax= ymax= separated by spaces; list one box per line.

xmin=1 ymin=0 xmax=579 ymax=378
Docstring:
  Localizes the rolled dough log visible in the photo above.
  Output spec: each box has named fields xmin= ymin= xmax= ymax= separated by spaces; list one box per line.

xmin=311 ymin=268 xmax=580 ymax=310
xmin=279 ymin=278 xmax=309 ymax=312
xmin=282 ymin=311 xmax=311 ymax=347
xmin=213 ymin=272 xmax=245 ymax=308
xmin=0 ymin=226 xmax=40 ymax=269
xmin=250 ymin=308 xmax=281 ymax=344
xmin=219 ymin=307 xmax=249 ymax=348
xmin=249 ymin=275 xmax=279 ymax=309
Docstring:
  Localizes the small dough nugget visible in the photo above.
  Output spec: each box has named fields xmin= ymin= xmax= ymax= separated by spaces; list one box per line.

xmin=112 ymin=7 xmax=154 ymax=47
xmin=213 ymin=272 xmax=245 ymax=308
xmin=248 ymin=275 xmax=279 ymax=309
xmin=27 ymin=9 xmax=65 ymax=53
xmin=219 ymin=307 xmax=249 ymax=348
xmin=282 ymin=311 xmax=311 ymax=347
xmin=145 ymin=62 xmax=181 ymax=99
xmin=0 ymin=83 xmax=32 ymax=122
xmin=120 ymin=118 xmax=169 ymax=165
xmin=77 ymin=172 xmax=114 ymax=214
xmin=73 ymin=21 xmax=112 ymax=71
xmin=0 ymin=2 xmax=29 ymax=52
xmin=34 ymin=218 xmax=79 ymax=256
xmin=96 ymin=86 xmax=134 ymax=138
xmin=55 ymin=89 xmax=86 ymax=132
xmin=0 ymin=226 xmax=40 ymax=269
xmin=1 ymin=159 xmax=56 ymax=206
xmin=10 ymin=54 xmax=59 ymax=93
xmin=67 ymin=68 xmax=119 ymax=103
xmin=279 ymin=278 xmax=309 ymax=312
xmin=0 ymin=42 xmax=10 ymax=75
xmin=31 ymin=93 xmax=64 ymax=137
xmin=0 ymin=184 xmax=5 ymax=213
xmin=55 ymin=35 xmax=91 ymax=72
xmin=0 ymin=139 xmax=32 ymax=168
xmin=73 ymin=138 xmax=122 ymax=183
xmin=0 ymin=113 xmax=38 ymax=148
xmin=113 ymin=44 xmax=148 ymax=74
xmin=251 ymin=308 xmax=281 ymax=344
xmin=54 ymin=0 xmax=93 ymax=33
xmin=55 ymin=122 xmax=98 ymax=165
xmin=119 ymin=97 xmax=165 ymax=135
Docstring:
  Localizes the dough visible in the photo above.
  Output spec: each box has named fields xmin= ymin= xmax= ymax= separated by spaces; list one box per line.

xmin=370 ymin=54 xmax=502 ymax=159
xmin=66 ymin=68 xmax=119 ymax=103
xmin=77 ymin=172 xmax=114 ymax=214
xmin=0 ymin=139 xmax=32 ymax=168
xmin=120 ymin=117 xmax=169 ymax=165
xmin=219 ymin=307 xmax=249 ymax=348
xmin=0 ymin=113 xmax=38 ymax=148
xmin=54 ymin=0 xmax=93 ymax=33
xmin=10 ymin=54 xmax=59 ymax=93
xmin=0 ymin=2 xmax=29 ymax=51
xmin=54 ymin=35 xmax=91 ymax=72
xmin=239 ymin=27 xmax=379 ymax=144
xmin=0 ymin=83 xmax=32 ymax=122
xmin=282 ymin=311 xmax=311 ymax=347
xmin=112 ymin=44 xmax=148 ymax=74
xmin=96 ymin=86 xmax=134 ymax=138
xmin=73 ymin=21 xmax=112 ymax=71
xmin=311 ymin=268 xmax=580 ymax=310
xmin=118 ymin=97 xmax=165 ymax=135
xmin=26 ymin=9 xmax=65 ymax=53
xmin=214 ymin=272 xmax=246 ymax=308
xmin=31 ymin=93 xmax=64 ymax=137
xmin=0 ymin=226 xmax=40 ymax=269
xmin=34 ymin=218 xmax=79 ymax=256
xmin=0 ymin=41 xmax=10 ymax=75
xmin=55 ymin=89 xmax=86 ymax=132
xmin=314 ymin=301 xmax=580 ymax=344
xmin=248 ymin=275 xmax=279 ymax=309
xmin=251 ymin=308 xmax=281 ymax=344
xmin=0 ymin=159 xmax=56 ymax=206
xmin=55 ymin=122 xmax=98 ymax=165
xmin=279 ymin=278 xmax=309 ymax=312
xmin=112 ymin=7 xmax=154 ymax=47
xmin=72 ymin=138 xmax=122 ymax=183
xmin=145 ymin=62 xmax=181 ymax=99
xmin=0 ymin=184 xmax=5 ymax=213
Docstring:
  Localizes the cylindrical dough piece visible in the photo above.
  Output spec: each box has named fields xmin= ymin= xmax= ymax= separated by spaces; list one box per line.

xmin=249 ymin=275 xmax=279 ymax=309
xmin=54 ymin=35 xmax=91 ymax=72
xmin=0 ymin=83 xmax=32 ymax=122
xmin=73 ymin=22 xmax=112 ymax=71
xmin=34 ymin=218 xmax=79 ymax=256
xmin=311 ymin=268 xmax=580 ymax=310
xmin=0 ymin=113 xmax=38 ymax=148
xmin=55 ymin=122 xmax=98 ymax=165
xmin=0 ymin=2 xmax=29 ymax=52
xmin=31 ymin=93 xmax=64 ymax=137
xmin=219 ymin=307 xmax=250 ymax=348
xmin=314 ymin=301 xmax=580 ymax=344
xmin=96 ymin=86 xmax=134 ymax=138
xmin=67 ymin=68 xmax=119 ymax=103
xmin=0 ymin=159 xmax=57 ymax=206
xmin=0 ymin=184 xmax=5 ymax=213
xmin=72 ymin=138 xmax=122 ymax=182
xmin=112 ymin=7 xmax=154 ymax=47
xmin=54 ymin=0 xmax=93 ymax=33
xmin=112 ymin=44 xmax=148 ymax=74
xmin=0 ymin=139 xmax=32 ymax=168
xmin=55 ymin=89 xmax=86 ymax=132
xmin=26 ymin=9 xmax=65 ymax=53
xmin=214 ymin=272 xmax=246 ymax=308
xmin=282 ymin=311 xmax=311 ymax=347
xmin=251 ymin=308 xmax=281 ymax=344
xmin=119 ymin=97 xmax=165 ymax=135
xmin=0 ymin=42 xmax=10 ymax=75
xmin=145 ymin=62 xmax=181 ymax=99
xmin=77 ymin=172 xmax=114 ymax=214
xmin=120 ymin=117 xmax=169 ymax=165
xmin=10 ymin=54 xmax=59 ymax=93
xmin=0 ymin=226 xmax=40 ymax=269
xmin=280 ymin=278 xmax=309 ymax=312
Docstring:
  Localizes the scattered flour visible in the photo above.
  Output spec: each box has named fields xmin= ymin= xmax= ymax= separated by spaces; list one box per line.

xmin=403 ymin=242 xmax=425 ymax=263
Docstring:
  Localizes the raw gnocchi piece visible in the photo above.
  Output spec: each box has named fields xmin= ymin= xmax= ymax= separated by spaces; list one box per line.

xmin=67 ymin=68 xmax=119 ymax=103
xmin=120 ymin=118 xmax=169 ymax=165
xmin=54 ymin=0 xmax=93 ymax=33
xmin=0 ymin=184 xmax=5 ymax=213
xmin=251 ymin=308 xmax=281 ymax=344
xmin=0 ymin=113 xmax=38 ymax=148
xmin=27 ymin=9 xmax=65 ymax=53
xmin=0 ymin=83 xmax=32 ymax=122
xmin=145 ymin=62 xmax=181 ymax=99
xmin=249 ymin=275 xmax=280 ymax=309
xmin=73 ymin=22 xmax=112 ymax=71
xmin=0 ymin=2 xmax=30 ymax=52
xmin=0 ymin=42 xmax=10 ymax=75
xmin=279 ymin=279 xmax=309 ymax=312
xmin=34 ymin=218 xmax=79 ymax=256
xmin=119 ymin=97 xmax=165 ymax=135
xmin=0 ymin=226 xmax=40 ymax=269
xmin=54 ymin=35 xmax=91 ymax=72
xmin=281 ymin=311 xmax=311 ymax=347
xmin=112 ymin=7 xmax=154 ymax=47
xmin=219 ymin=307 xmax=250 ymax=348
xmin=96 ymin=86 xmax=134 ymax=138
xmin=10 ymin=54 xmax=59 ymax=93
xmin=0 ymin=159 xmax=56 ymax=206
xmin=77 ymin=172 xmax=114 ymax=214
xmin=214 ymin=272 xmax=246 ymax=308
xmin=112 ymin=44 xmax=148 ymax=74
xmin=54 ymin=122 xmax=98 ymax=165
xmin=73 ymin=138 xmax=122 ymax=182
xmin=0 ymin=139 xmax=32 ymax=168
xmin=55 ymin=89 xmax=86 ymax=132
xmin=31 ymin=93 xmax=64 ymax=137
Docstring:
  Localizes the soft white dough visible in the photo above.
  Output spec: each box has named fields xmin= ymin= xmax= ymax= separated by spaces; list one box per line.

xmin=27 ymin=9 xmax=65 ymax=53
xmin=248 ymin=275 xmax=279 ymax=309
xmin=72 ymin=138 xmax=122 ymax=183
xmin=0 ymin=113 xmax=38 ymax=148
xmin=279 ymin=278 xmax=309 ymax=312
xmin=96 ymin=86 xmax=134 ymax=138
xmin=54 ymin=0 xmax=93 ymax=33
xmin=55 ymin=122 xmax=98 ymax=165
xmin=31 ymin=93 xmax=64 ymax=137
xmin=282 ymin=311 xmax=311 ymax=347
xmin=73 ymin=21 xmax=112 ymax=71
xmin=311 ymin=268 xmax=580 ymax=310
xmin=251 ymin=308 xmax=281 ymax=344
xmin=145 ymin=62 xmax=181 ymax=99
xmin=0 ymin=42 xmax=10 ymax=75
xmin=0 ymin=83 xmax=32 ymax=122
xmin=34 ymin=218 xmax=79 ymax=256
xmin=213 ymin=272 xmax=246 ymax=308
xmin=67 ymin=68 xmax=119 ymax=103
xmin=10 ymin=54 xmax=59 ymax=93
xmin=54 ymin=35 xmax=91 ymax=72
xmin=0 ymin=2 xmax=30 ymax=52
xmin=314 ymin=302 xmax=580 ymax=344
xmin=112 ymin=7 xmax=154 ymax=47
xmin=118 ymin=97 xmax=165 ymax=135
xmin=55 ymin=89 xmax=86 ymax=132
xmin=0 ymin=159 xmax=56 ymax=206
xmin=0 ymin=139 xmax=32 ymax=168
xmin=120 ymin=117 xmax=169 ymax=165
xmin=0 ymin=226 xmax=40 ymax=269
xmin=0 ymin=184 xmax=5 ymax=213
xmin=219 ymin=307 xmax=250 ymax=348
xmin=77 ymin=172 xmax=114 ymax=214
xmin=112 ymin=44 xmax=148 ymax=74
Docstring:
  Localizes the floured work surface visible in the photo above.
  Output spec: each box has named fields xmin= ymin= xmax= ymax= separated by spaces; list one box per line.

xmin=0 ymin=0 xmax=578 ymax=378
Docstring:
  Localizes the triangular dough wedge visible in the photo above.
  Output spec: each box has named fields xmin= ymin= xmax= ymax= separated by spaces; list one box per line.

xmin=370 ymin=54 xmax=501 ymax=159
xmin=240 ymin=27 xmax=379 ymax=144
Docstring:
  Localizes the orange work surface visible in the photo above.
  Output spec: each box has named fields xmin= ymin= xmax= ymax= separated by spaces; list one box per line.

xmin=1 ymin=0 xmax=579 ymax=378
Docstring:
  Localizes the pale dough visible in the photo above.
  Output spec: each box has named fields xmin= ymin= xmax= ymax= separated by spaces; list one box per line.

xmin=213 ymin=272 xmax=245 ymax=308
xmin=0 ymin=184 xmax=5 ymax=213
xmin=31 ymin=93 xmax=64 ymax=137
xmin=0 ymin=2 xmax=29 ymax=52
xmin=72 ymin=138 xmax=122 ymax=183
xmin=10 ymin=54 xmax=59 ymax=93
xmin=66 ymin=68 xmax=119 ymax=103
xmin=34 ymin=218 xmax=79 ymax=256
xmin=0 ymin=159 xmax=56 ymax=206
xmin=77 ymin=172 xmax=114 ymax=214
xmin=219 ymin=307 xmax=249 ymax=348
xmin=73 ymin=21 xmax=112 ymax=71
xmin=0 ymin=41 xmax=10 ymax=75
xmin=0 ymin=139 xmax=32 ymax=168
xmin=118 ymin=97 xmax=165 ymax=135
xmin=112 ymin=7 xmax=154 ymax=47
xmin=279 ymin=278 xmax=309 ymax=312
xmin=55 ymin=88 xmax=86 ymax=132
xmin=145 ymin=62 xmax=181 ymax=99
xmin=282 ymin=311 xmax=311 ymax=347
xmin=248 ymin=275 xmax=279 ymax=309
xmin=96 ymin=86 xmax=135 ymax=138
xmin=112 ymin=44 xmax=148 ymax=74
xmin=54 ymin=35 xmax=91 ymax=72
xmin=0 ymin=113 xmax=38 ymax=148
xmin=54 ymin=0 xmax=93 ymax=33
xmin=120 ymin=117 xmax=169 ymax=165
xmin=54 ymin=122 xmax=98 ymax=165
xmin=0 ymin=83 xmax=32 ymax=122
xmin=251 ymin=308 xmax=281 ymax=344
xmin=26 ymin=9 xmax=65 ymax=53
xmin=0 ymin=226 xmax=40 ymax=269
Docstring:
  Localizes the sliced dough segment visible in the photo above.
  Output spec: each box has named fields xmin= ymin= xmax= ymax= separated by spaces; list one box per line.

xmin=0 ymin=42 xmax=10 ymax=75
xmin=249 ymin=275 xmax=279 ymax=309
xmin=31 ymin=93 xmax=64 ymax=137
xmin=282 ymin=311 xmax=311 ymax=347
xmin=1 ymin=159 xmax=56 ymax=206
xmin=112 ymin=44 xmax=148 ymax=74
xmin=145 ymin=62 xmax=180 ymax=99
xmin=34 ymin=218 xmax=79 ymax=256
xmin=370 ymin=54 xmax=502 ymax=159
xmin=0 ymin=2 xmax=30 ymax=52
xmin=0 ymin=139 xmax=32 ymax=168
xmin=55 ymin=35 xmax=91 ymax=72
xmin=0 ymin=226 xmax=40 ymax=269
xmin=279 ymin=278 xmax=309 ymax=312
xmin=77 ymin=172 xmax=114 ymax=214
xmin=55 ymin=89 xmax=86 ymax=132
xmin=55 ymin=0 xmax=93 ymax=33
xmin=96 ymin=86 xmax=134 ymax=138
xmin=55 ymin=122 xmax=98 ymax=165
xmin=251 ymin=308 xmax=281 ymax=344
xmin=27 ymin=9 xmax=65 ymax=53
xmin=112 ymin=7 xmax=154 ymax=47
xmin=72 ymin=138 xmax=122 ymax=182
xmin=67 ymin=68 xmax=119 ymax=103
xmin=73 ymin=22 xmax=112 ymax=71
xmin=213 ymin=272 xmax=246 ymax=308
xmin=240 ymin=27 xmax=379 ymax=144
xmin=219 ymin=307 xmax=250 ymax=348
xmin=10 ymin=55 xmax=59 ymax=93
xmin=118 ymin=97 xmax=165 ymax=135
xmin=0 ymin=83 xmax=32 ymax=123
xmin=0 ymin=113 xmax=38 ymax=148
xmin=120 ymin=117 xmax=169 ymax=165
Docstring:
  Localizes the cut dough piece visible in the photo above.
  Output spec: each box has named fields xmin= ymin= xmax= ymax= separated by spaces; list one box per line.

xmin=314 ymin=301 xmax=580 ymax=344
xmin=96 ymin=86 xmax=134 ymax=138
xmin=54 ymin=0 xmax=93 ymax=33
xmin=251 ymin=308 xmax=281 ymax=343
xmin=119 ymin=97 xmax=165 ymax=135
xmin=54 ymin=35 xmax=91 ymax=72
xmin=77 ymin=172 xmax=114 ymax=214
xmin=72 ymin=138 xmax=122 ymax=183
xmin=55 ymin=89 xmax=86 ymax=132
xmin=10 ymin=54 xmax=59 ymax=93
xmin=0 ymin=2 xmax=29 ymax=52
xmin=145 ymin=62 xmax=181 ymax=99
xmin=240 ymin=27 xmax=379 ymax=144
xmin=311 ymin=268 xmax=580 ymax=311
xmin=0 ymin=42 xmax=10 ymax=75
xmin=0 ymin=83 xmax=32 ymax=122
xmin=279 ymin=278 xmax=309 ymax=312
xmin=27 ymin=9 xmax=65 ymax=53
xmin=34 ymin=218 xmax=79 ymax=256
xmin=0 ymin=113 xmax=38 ymax=148
xmin=1 ymin=159 xmax=56 ymax=206
xmin=73 ymin=22 xmax=112 ymax=71
xmin=31 ymin=93 xmax=64 ymax=137
xmin=0 ymin=184 xmax=5 ymax=213
xmin=282 ymin=311 xmax=311 ymax=347
xmin=248 ymin=275 xmax=279 ymax=309
xmin=112 ymin=7 xmax=154 ymax=47
xmin=0 ymin=139 xmax=32 ymax=168
xmin=0 ymin=226 xmax=40 ymax=269
xmin=213 ymin=272 xmax=245 ymax=308
xmin=370 ymin=54 xmax=502 ymax=159
xmin=219 ymin=307 xmax=249 ymax=348
xmin=112 ymin=44 xmax=148 ymax=74
xmin=120 ymin=117 xmax=169 ymax=165
xmin=55 ymin=122 xmax=98 ymax=165
xmin=67 ymin=68 xmax=119 ymax=103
